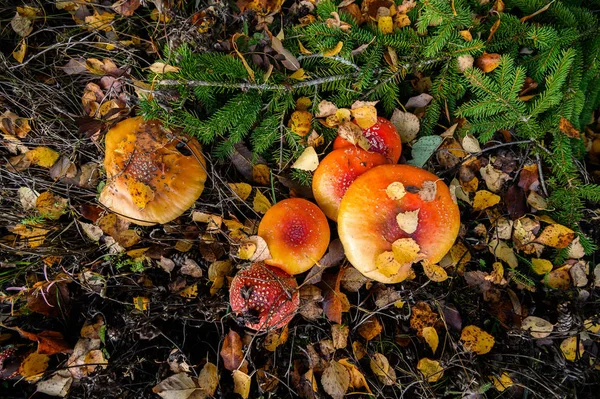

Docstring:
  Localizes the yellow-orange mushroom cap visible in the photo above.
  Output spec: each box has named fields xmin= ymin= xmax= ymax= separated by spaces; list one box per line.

xmin=312 ymin=147 xmax=387 ymax=221
xmin=337 ymin=164 xmax=460 ymax=284
xmin=258 ymin=198 xmax=330 ymax=275
xmin=99 ymin=117 xmax=207 ymax=226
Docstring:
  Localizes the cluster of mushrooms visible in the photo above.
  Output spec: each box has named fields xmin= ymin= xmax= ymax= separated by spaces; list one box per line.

xmin=99 ymin=114 xmax=460 ymax=332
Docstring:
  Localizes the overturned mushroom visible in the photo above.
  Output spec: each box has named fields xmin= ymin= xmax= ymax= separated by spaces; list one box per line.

xmin=337 ymin=164 xmax=460 ymax=283
xmin=99 ymin=117 xmax=207 ymax=225
xmin=229 ymin=262 xmax=299 ymax=331
xmin=258 ymin=198 xmax=330 ymax=275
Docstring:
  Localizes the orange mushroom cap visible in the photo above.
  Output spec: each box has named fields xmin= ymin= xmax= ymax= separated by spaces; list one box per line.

xmin=312 ymin=147 xmax=387 ymax=221
xmin=258 ymin=198 xmax=330 ymax=275
xmin=333 ymin=117 xmax=402 ymax=163
xmin=337 ymin=164 xmax=460 ymax=284
xmin=99 ymin=117 xmax=207 ymax=226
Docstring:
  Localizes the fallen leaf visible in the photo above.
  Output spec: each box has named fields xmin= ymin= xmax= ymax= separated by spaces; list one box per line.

xmin=233 ymin=370 xmax=251 ymax=398
xmin=36 ymin=191 xmax=68 ymax=220
xmin=422 ymin=327 xmax=439 ymax=353
xmin=559 ymin=117 xmax=580 ymax=138
xmin=197 ymin=362 xmax=218 ymax=395
xmin=12 ymin=39 xmax=27 ymax=63
xmin=390 ymin=109 xmax=420 ymax=143
xmin=338 ymin=359 xmax=372 ymax=394
xmin=417 ymin=358 xmax=444 ymax=382
xmin=392 ymin=238 xmax=421 ymax=265
xmin=475 ymin=53 xmax=501 ymax=73
xmin=220 ymin=330 xmax=245 ymax=372
xmin=378 ymin=16 xmax=394 ymax=34
xmin=407 ymin=135 xmax=443 ymax=168
xmin=264 ymin=326 xmax=289 ymax=351
xmin=396 ymin=209 xmax=420 ymax=234
xmin=462 ymin=134 xmax=481 ymax=153
xmin=535 ymin=224 xmax=575 ymax=248
xmin=26 ymin=147 xmax=60 ymax=168
xmin=460 ymin=325 xmax=494 ymax=355
xmin=531 ymin=258 xmax=553 ymax=275
xmin=522 ymin=316 xmax=554 ymax=338
xmin=18 ymin=351 xmax=50 ymax=382
xmin=488 ymin=239 xmax=518 ymax=268
xmin=152 ymin=372 xmax=203 ymax=399
xmin=271 ymin=36 xmax=300 ymax=71
xmin=321 ymin=360 xmax=350 ymax=399
xmin=351 ymin=105 xmax=377 ymax=129
xmin=473 ymin=190 xmax=501 ymax=211
xmin=36 ymin=372 xmax=73 ymax=397
xmin=323 ymin=41 xmax=344 ymax=57
xmin=386 ymin=182 xmax=407 ymax=200
xmin=316 ymin=100 xmax=338 ymax=118
xmin=358 ymin=317 xmax=382 ymax=341
xmin=228 ymin=183 xmax=252 ymax=201
xmin=544 ymin=265 xmax=572 ymax=289
xmin=422 ymin=262 xmax=448 ymax=282
xmin=490 ymin=372 xmax=513 ymax=392
xmin=292 ymin=147 xmax=319 ymax=171
xmin=148 ymin=62 xmax=180 ymax=74
xmin=19 ymin=186 xmax=39 ymax=211
xmin=253 ymin=190 xmax=272 ymax=214
xmin=370 ymin=353 xmax=396 ymax=385
xmin=560 ymin=336 xmax=584 ymax=361
xmin=405 ymin=93 xmax=433 ymax=109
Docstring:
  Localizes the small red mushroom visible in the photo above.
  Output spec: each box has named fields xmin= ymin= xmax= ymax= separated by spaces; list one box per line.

xmin=229 ymin=262 xmax=300 ymax=331
xmin=333 ymin=117 xmax=402 ymax=163
xmin=258 ymin=198 xmax=330 ymax=275
xmin=312 ymin=147 xmax=387 ymax=221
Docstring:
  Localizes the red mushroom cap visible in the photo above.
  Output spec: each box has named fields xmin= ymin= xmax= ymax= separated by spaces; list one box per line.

xmin=229 ymin=262 xmax=300 ymax=331
xmin=258 ymin=198 xmax=330 ymax=275
xmin=333 ymin=117 xmax=402 ymax=163
xmin=337 ymin=164 xmax=460 ymax=284
xmin=312 ymin=147 xmax=387 ymax=221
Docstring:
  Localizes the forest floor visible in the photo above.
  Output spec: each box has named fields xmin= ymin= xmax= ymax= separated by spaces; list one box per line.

xmin=1 ymin=1 xmax=600 ymax=399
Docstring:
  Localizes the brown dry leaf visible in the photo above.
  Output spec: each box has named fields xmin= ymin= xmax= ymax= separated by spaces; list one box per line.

xmin=487 ymin=18 xmax=501 ymax=42
xmin=197 ymin=362 xmax=218 ymax=395
xmin=85 ymin=11 xmax=115 ymax=32
xmin=422 ymin=262 xmax=448 ymax=282
xmin=152 ymin=372 xmax=203 ymax=399
xmin=417 ymin=358 xmax=444 ymax=382
xmin=475 ymin=53 xmax=501 ymax=73
xmin=560 ymin=336 xmax=584 ymax=361
xmin=358 ymin=317 xmax=382 ymax=341
xmin=112 ymin=0 xmax=142 ymax=16
xmin=351 ymin=105 xmax=377 ymax=129
xmin=253 ymin=190 xmax=272 ymax=214
xmin=36 ymin=372 xmax=73 ymax=397
xmin=264 ymin=326 xmax=289 ymax=351
xmin=338 ymin=359 xmax=372 ymax=394
xmin=1 ymin=110 xmax=31 ymax=138
xmin=395 ymin=13 xmax=411 ymax=28
xmin=26 ymin=147 xmax=60 ymax=168
xmin=370 ymin=353 xmax=396 ymax=385
xmin=422 ymin=327 xmax=439 ymax=353
xmin=520 ymin=2 xmax=552 ymax=23
xmin=488 ymin=239 xmax=518 ymax=269
xmin=460 ymin=325 xmax=495 ymax=355
xmin=396 ymin=209 xmax=419 ymax=234
xmin=473 ymin=190 xmax=501 ymax=210
xmin=490 ymin=372 xmax=513 ymax=392
xmin=220 ymin=330 xmax=245 ymax=372
xmin=321 ymin=360 xmax=350 ymax=399
xmin=10 ymin=223 xmax=48 ymax=248
xmin=522 ymin=316 xmax=554 ymax=338
xmin=289 ymin=68 xmax=309 ymax=81
xmin=410 ymin=302 xmax=439 ymax=336
xmin=544 ymin=265 xmax=572 ymax=289
xmin=535 ymin=224 xmax=575 ymax=248
xmin=531 ymin=258 xmax=553 ymax=275
xmin=316 ymin=100 xmax=338 ymax=118
xmin=271 ymin=36 xmax=300 ymax=71
xmin=36 ymin=191 xmax=68 ymax=220
xmin=418 ymin=180 xmax=438 ymax=202
xmin=559 ymin=117 xmax=580 ymax=138
xmin=390 ymin=109 xmax=420 ymax=143
xmin=12 ymin=327 xmax=71 ymax=356
xmin=253 ymin=164 xmax=271 ymax=185
xmin=459 ymin=30 xmax=473 ymax=41
xmin=19 ymin=351 xmax=50 ymax=382
xmin=332 ymin=324 xmax=349 ymax=349
xmin=208 ymin=260 xmax=233 ymax=295
xmin=292 ymin=146 xmax=319 ymax=171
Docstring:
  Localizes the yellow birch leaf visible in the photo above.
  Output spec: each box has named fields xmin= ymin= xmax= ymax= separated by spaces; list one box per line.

xmin=460 ymin=325 xmax=495 ymax=355
xmin=396 ymin=209 xmax=419 ymax=234
xmin=378 ymin=16 xmax=394 ymax=34
xmin=127 ymin=180 xmax=155 ymax=209
xmin=521 ymin=316 xmax=554 ymax=338
xmin=459 ymin=30 xmax=473 ymax=41
xmin=490 ymin=372 xmax=513 ymax=392
xmin=392 ymin=238 xmax=421 ymax=265
xmin=386 ymin=182 xmax=406 ymax=200
xmin=584 ymin=318 xmax=600 ymax=334
xmin=531 ymin=258 xmax=553 ymax=275
xmin=289 ymin=68 xmax=309 ymax=81
xmin=544 ymin=265 xmax=572 ymax=289
xmin=351 ymin=105 xmax=378 ymax=129
xmin=238 ymin=241 xmax=257 ymax=260
xmin=133 ymin=296 xmax=149 ymax=311
xmin=296 ymin=96 xmax=312 ymax=111
xmin=535 ymin=224 xmax=575 ymax=248
xmin=10 ymin=223 xmax=48 ymax=248
xmin=26 ymin=147 xmax=59 ymax=168
xmin=36 ymin=191 xmax=67 ymax=219
xmin=228 ymin=183 xmax=252 ymax=201
xmin=179 ymin=284 xmax=198 ymax=299
xmin=288 ymin=110 xmax=312 ymax=137
xmin=12 ymin=40 xmax=27 ymax=63
xmin=253 ymin=190 xmax=272 ymax=214
xmin=18 ymin=352 xmax=50 ymax=382
xmin=323 ymin=41 xmax=343 ymax=57
xmin=422 ymin=327 xmax=439 ymax=353
xmin=148 ymin=62 xmax=180 ymax=74
xmin=233 ymin=370 xmax=251 ymax=399
xmin=232 ymin=33 xmax=255 ymax=82
xmin=417 ymin=358 xmax=444 ymax=382
xmin=298 ymin=40 xmax=312 ymax=55
xmin=473 ymin=190 xmax=501 ymax=211
xmin=338 ymin=359 xmax=372 ymax=394
xmin=560 ymin=336 xmax=584 ymax=362
xmin=292 ymin=146 xmax=319 ymax=171
xmin=263 ymin=326 xmax=289 ymax=351
xmin=370 ymin=353 xmax=396 ymax=385
xmin=422 ymin=262 xmax=448 ymax=282
xmin=253 ymin=164 xmax=271 ymax=185
xmin=395 ymin=13 xmax=411 ymax=28
xmin=84 ymin=11 xmax=115 ymax=32
xmin=375 ymin=251 xmax=410 ymax=279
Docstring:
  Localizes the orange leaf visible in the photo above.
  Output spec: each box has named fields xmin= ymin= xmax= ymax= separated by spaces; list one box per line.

xmin=220 ymin=330 xmax=246 ymax=372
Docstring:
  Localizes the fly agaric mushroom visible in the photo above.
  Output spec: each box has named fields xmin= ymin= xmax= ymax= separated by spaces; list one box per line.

xmin=229 ymin=262 xmax=299 ymax=330
xmin=99 ymin=117 xmax=207 ymax=226
xmin=258 ymin=198 xmax=330 ymax=275
xmin=337 ymin=164 xmax=460 ymax=284
xmin=333 ymin=117 xmax=402 ymax=163
xmin=312 ymin=147 xmax=387 ymax=221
